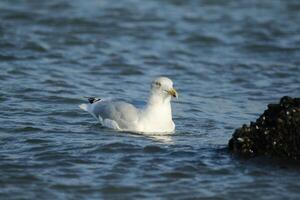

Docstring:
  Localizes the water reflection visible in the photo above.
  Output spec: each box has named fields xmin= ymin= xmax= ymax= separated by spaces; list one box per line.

xmin=123 ymin=131 xmax=174 ymax=144
xmin=144 ymin=133 xmax=174 ymax=144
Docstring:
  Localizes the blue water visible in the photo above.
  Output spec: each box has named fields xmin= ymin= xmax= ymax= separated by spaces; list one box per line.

xmin=1 ymin=0 xmax=300 ymax=199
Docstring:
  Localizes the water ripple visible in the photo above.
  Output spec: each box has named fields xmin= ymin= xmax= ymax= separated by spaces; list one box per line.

xmin=1 ymin=0 xmax=300 ymax=199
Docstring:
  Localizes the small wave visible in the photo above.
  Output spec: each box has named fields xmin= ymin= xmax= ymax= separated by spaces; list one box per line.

xmin=25 ymin=138 xmax=51 ymax=144
xmin=14 ymin=126 xmax=43 ymax=133
xmin=174 ymin=165 xmax=198 ymax=172
xmin=49 ymin=110 xmax=81 ymax=118
xmin=21 ymin=41 xmax=50 ymax=52
xmin=101 ymin=185 xmax=140 ymax=193
xmin=51 ymin=184 xmax=92 ymax=191
xmin=46 ymin=95 xmax=82 ymax=104
xmin=48 ymin=2 xmax=72 ymax=10
xmin=34 ymin=150 xmax=71 ymax=161
xmin=12 ymin=174 xmax=40 ymax=182
xmin=206 ymin=168 xmax=231 ymax=175
xmin=120 ymin=68 xmax=144 ymax=75
xmin=4 ymin=11 xmax=36 ymax=21
xmin=161 ymin=171 xmax=193 ymax=178
xmin=42 ymin=79 xmax=74 ymax=88
xmin=91 ymin=142 xmax=142 ymax=153
xmin=37 ymin=17 xmax=99 ymax=28
xmin=169 ymin=150 xmax=197 ymax=157
xmin=143 ymin=145 xmax=166 ymax=153
xmin=241 ymin=43 xmax=299 ymax=53
xmin=183 ymin=34 xmax=223 ymax=46
xmin=0 ymin=54 xmax=19 ymax=61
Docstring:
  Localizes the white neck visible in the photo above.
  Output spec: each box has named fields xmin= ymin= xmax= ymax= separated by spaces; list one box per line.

xmin=137 ymin=90 xmax=174 ymax=132
xmin=147 ymin=91 xmax=171 ymax=106
xmin=144 ymin=91 xmax=172 ymax=119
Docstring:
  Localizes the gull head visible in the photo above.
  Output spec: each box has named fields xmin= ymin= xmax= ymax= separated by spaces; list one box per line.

xmin=151 ymin=77 xmax=178 ymax=100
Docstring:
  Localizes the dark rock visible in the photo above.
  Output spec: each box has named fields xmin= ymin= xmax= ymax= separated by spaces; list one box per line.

xmin=228 ymin=96 xmax=300 ymax=160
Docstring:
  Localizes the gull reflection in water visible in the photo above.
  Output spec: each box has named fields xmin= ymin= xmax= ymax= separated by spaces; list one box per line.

xmin=133 ymin=132 xmax=174 ymax=144
xmin=147 ymin=133 xmax=173 ymax=144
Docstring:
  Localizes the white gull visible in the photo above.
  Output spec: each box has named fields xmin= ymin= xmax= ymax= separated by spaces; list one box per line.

xmin=79 ymin=77 xmax=178 ymax=133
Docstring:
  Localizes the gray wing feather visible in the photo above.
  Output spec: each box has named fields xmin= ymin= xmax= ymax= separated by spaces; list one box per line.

xmin=91 ymin=100 xmax=140 ymax=129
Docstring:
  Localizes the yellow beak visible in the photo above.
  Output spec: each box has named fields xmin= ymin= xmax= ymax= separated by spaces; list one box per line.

xmin=167 ymin=88 xmax=178 ymax=98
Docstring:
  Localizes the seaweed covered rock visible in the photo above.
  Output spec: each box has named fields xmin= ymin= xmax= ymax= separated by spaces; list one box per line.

xmin=229 ymin=96 xmax=300 ymax=160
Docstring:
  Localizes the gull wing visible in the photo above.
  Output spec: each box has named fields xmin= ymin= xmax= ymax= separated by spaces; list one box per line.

xmin=79 ymin=99 xmax=140 ymax=130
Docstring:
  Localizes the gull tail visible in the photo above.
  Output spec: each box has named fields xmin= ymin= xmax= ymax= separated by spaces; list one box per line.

xmin=79 ymin=103 xmax=89 ymax=112
xmin=84 ymin=96 xmax=101 ymax=104
xmin=79 ymin=96 xmax=101 ymax=113
xmin=79 ymin=98 xmax=99 ymax=120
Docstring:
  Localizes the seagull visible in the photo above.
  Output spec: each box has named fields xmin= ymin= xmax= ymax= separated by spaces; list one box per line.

xmin=79 ymin=77 xmax=178 ymax=133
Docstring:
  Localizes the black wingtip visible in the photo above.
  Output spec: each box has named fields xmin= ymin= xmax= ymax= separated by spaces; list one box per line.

xmin=88 ymin=98 xmax=95 ymax=104
xmin=86 ymin=97 xmax=101 ymax=104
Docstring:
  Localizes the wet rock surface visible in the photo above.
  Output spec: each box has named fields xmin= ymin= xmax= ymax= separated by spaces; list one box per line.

xmin=229 ymin=96 xmax=300 ymax=160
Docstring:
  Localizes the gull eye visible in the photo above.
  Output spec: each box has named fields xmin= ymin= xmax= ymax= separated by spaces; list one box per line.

xmin=155 ymin=82 xmax=161 ymax=87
